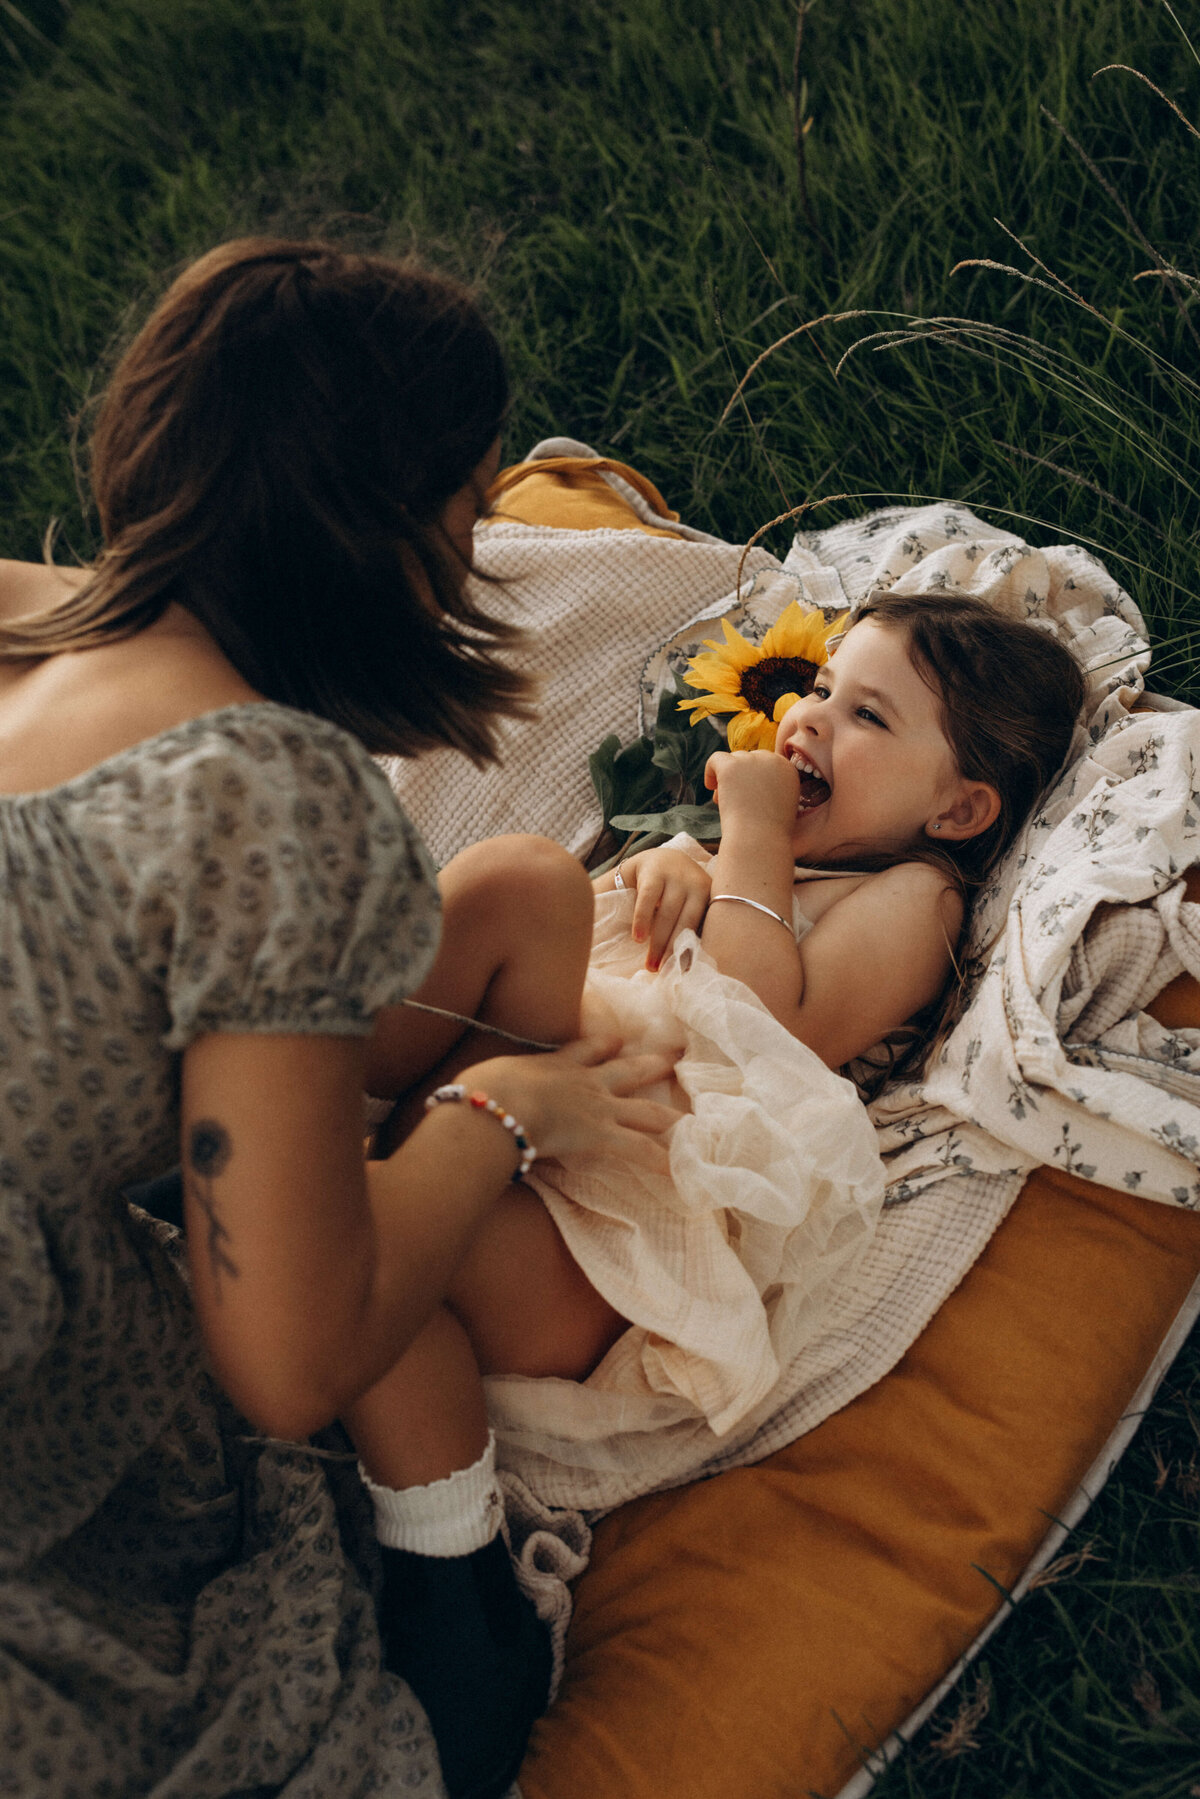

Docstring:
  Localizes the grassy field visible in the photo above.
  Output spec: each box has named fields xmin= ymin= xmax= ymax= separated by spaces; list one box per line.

xmin=3 ymin=0 xmax=1200 ymax=1792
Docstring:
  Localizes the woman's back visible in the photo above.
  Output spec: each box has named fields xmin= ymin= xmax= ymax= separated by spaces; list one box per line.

xmin=0 ymin=237 xmax=679 ymax=1799
xmin=0 ymin=560 xmax=258 ymax=793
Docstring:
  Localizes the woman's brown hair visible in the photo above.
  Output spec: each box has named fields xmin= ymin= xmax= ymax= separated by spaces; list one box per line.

xmin=3 ymin=238 xmax=532 ymax=761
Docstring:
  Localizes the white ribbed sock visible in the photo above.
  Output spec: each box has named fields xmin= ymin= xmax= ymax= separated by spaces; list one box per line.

xmin=360 ymin=1430 xmax=504 ymax=1558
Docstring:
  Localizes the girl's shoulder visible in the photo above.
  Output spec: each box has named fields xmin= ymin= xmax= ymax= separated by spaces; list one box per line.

xmin=857 ymin=862 xmax=967 ymax=947
xmin=795 ymin=858 xmax=963 ymax=933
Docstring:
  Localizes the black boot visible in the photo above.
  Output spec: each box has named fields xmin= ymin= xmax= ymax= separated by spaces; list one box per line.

xmin=380 ymin=1533 xmax=553 ymax=1799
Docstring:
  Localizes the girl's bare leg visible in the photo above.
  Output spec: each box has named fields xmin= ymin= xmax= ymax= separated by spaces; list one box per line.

xmin=364 ymin=833 xmax=594 ymax=1107
xmin=345 ymin=1188 xmax=625 ymax=1485
xmin=348 ymin=834 xmax=625 ymax=1797
xmin=348 ymin=828 xmax=624 ymax=1483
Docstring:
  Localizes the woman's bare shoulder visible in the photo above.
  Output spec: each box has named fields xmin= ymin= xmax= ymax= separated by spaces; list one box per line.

xmin=0 ymin=558 xmax=90 ymax=620
xmin=0 ymin=596 xmax=260 ymax=794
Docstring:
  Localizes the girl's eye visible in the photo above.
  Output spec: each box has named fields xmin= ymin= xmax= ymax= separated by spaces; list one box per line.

xmin=813 ymin=683 xmax=831 ymax=701
xmin=856 ymin=706 xmax=885 ymax=726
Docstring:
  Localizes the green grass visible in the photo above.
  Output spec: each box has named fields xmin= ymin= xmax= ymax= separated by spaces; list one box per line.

xmin=3 ymin=0 xmax=1200 ymax=1791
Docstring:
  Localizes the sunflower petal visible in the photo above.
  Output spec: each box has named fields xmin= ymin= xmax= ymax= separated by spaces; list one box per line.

xmin=688 ymin=619 xmax=759 ymax=679
xmin=678 ymin=692 xmax=741 ymax=721
xmin=760 ymin=599 xmax=841 ymax=664
xmin=727 ymin=709 xmax=777 ymax=753
xmin=718 ymin=616 xmax=756 ymax=655
xmin=772 ymin=692 xmax=802 ymax=722
xmin=683 ymin=657 xmax=745 ymax=697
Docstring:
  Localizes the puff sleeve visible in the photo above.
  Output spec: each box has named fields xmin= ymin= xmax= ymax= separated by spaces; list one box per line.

xmin=70 ymin=706 xmax=442 ymax=1050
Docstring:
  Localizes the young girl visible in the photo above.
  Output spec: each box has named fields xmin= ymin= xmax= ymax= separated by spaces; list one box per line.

xmin=0 ymin=239 xmax=680 ymax=1799
xmin=352 ymin=589 xmax=1085 ymax=1784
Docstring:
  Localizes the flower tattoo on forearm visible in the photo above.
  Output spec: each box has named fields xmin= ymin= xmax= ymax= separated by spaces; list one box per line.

xmin=188 ymin=1119 xmax=240 ymax=1295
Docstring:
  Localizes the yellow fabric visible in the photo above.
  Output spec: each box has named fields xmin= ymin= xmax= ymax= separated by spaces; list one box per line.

xmin=486 ymin=456 xmax=686 ymax=538
xmin=515 ymin=469 xmax=1200 ymax=1797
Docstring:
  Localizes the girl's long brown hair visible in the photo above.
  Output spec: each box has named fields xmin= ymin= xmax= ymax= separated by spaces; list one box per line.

xmin=4 ymin=238 xmax=533 ymax=762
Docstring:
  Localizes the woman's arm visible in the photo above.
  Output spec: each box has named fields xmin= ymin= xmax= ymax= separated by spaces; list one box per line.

xmin=700 ymin=751 xmax=962 ymax=1067
xmin=180 ymin=1030 xmax=677 ymax=1439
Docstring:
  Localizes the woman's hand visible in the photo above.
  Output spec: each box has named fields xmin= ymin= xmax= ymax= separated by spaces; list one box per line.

xmin=601 ymin=846 xmax=711 ymax=969
xmin=705 ymin=748 xmax=800 ymax=836
xmin=458 ymin=1038 xmax=681 ymax=1173
xmin=179 ymin=1031 xmax=678 ymax=1439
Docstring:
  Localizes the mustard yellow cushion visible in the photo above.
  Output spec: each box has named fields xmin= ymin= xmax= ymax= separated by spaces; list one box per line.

xmin=521 ymin=1157 xmax=1200 ymax=1798
xmin=513 ymin=467 xmax=1200 ymax=1798
xmin=487 ymin=455 xmax=685 ymax=538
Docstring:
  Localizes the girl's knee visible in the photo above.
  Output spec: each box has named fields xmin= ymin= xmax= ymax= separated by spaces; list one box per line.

xmin=443 ymin=834 xmax=591 ymax=926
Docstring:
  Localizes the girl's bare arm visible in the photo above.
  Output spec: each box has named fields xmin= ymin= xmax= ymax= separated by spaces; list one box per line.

xmin=700 ymin=750 xmax=961 ymax=1067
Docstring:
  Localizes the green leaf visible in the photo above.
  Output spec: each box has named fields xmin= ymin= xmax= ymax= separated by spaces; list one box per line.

xmin=590 ymin=680 xmax=724 ymax=848
xmin=610 ymin=801 xmax=722 ymax=839
xmin=588 ymin=730 xmax=667 ymax=823
xmin=587 ymin=733 xmax=621 ymax=819
xmin=650 ymin=681 xmax=723 ymax=797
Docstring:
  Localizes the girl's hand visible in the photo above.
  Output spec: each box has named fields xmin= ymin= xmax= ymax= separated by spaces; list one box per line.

xmin=461 ymin=1038 xmax=680 ymax=1173
xmin=705 ymin=748 xmax=800 ymax=835
xmin=604 ymin=846 xmax=711 ymax=969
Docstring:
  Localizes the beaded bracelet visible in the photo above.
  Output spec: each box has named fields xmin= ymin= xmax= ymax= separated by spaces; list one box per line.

xmin=424 ymin=1083 xmax=537 ymax=1180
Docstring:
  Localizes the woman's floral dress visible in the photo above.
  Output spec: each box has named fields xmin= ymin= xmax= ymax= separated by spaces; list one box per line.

xmin=0 ymin=703 xmax=447 ymax=1797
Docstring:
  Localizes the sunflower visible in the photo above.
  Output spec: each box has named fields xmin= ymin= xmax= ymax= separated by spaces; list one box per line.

xmin=678 ymin=600 xmax=846 ymax=751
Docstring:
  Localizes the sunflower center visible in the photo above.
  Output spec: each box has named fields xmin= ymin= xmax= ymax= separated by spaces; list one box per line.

xmin=739 ymin=655 xmax=821 ymax=715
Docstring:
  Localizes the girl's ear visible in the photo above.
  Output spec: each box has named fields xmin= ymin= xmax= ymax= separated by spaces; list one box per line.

xmin=928 ymin=780 xmax=1001 ymax=842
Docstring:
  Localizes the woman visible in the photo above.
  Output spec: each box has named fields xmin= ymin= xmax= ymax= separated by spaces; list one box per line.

xmin=0 ymin=238 xmax=675 ymax=1799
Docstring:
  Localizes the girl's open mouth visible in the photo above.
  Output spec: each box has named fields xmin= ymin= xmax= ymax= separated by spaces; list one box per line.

xmin=789 ymin=750 xmax=831 ymax=813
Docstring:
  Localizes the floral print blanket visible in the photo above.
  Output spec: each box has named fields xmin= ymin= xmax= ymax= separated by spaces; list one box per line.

xmin=807 ymin=502 xmax=1200 ymax=1219
xmin=874 ymin=703 xmax=1200 ymax=1210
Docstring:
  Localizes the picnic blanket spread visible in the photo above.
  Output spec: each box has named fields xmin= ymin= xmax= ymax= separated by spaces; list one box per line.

xmin=388 ymin=477 xmax=1200 ymax=1674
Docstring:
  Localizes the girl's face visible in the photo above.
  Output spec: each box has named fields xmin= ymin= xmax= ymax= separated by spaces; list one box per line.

xmin=773 ymin=617 xmax=978 ymax=862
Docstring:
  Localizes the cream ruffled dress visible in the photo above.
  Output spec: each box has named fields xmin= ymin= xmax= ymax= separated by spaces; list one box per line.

xmin=488 ymin=838 xmax=886 ymax=1500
